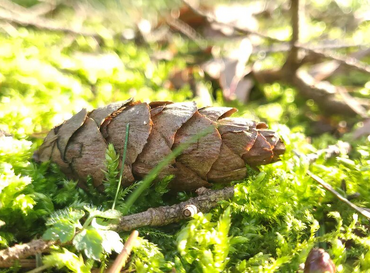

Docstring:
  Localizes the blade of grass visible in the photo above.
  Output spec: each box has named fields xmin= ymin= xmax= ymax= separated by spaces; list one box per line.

xmin=112 ymin=123 xmax=130 ymax=210
xmin=121 ymin=125 xmax=215 ymax=216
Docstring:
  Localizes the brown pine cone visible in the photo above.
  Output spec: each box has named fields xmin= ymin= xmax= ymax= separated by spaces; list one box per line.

xmin=34 ymin=99 xmax=285 ymax=191
xmin=304 ymin=248 xmax=336 ymax=273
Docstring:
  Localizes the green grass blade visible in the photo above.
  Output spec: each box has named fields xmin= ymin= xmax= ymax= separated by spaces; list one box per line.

xmin=112 ymin=123 xmax=130 ymax=210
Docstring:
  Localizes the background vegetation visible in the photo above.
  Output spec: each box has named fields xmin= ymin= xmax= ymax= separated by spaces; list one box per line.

xmin=1 ymin=0 xmax=370 ymax=272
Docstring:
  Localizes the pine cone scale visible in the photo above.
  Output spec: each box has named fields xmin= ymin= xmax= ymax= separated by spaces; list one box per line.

xmin=198 ymin=106 xmax=237 ymax=121
xmin=207 ymin=143 xmax=247 ymax=183
xmin=57 ymin=108 xmax=88 ymax=161
xmin=174 ymin=111 xmax=222 ymax=179
xmin=69 ymin=117 xmax=107 ymax=188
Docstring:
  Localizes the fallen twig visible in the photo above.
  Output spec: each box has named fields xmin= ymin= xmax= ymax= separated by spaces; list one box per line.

xmin=282 ymin=0 xmax=302 ymax=71
xmin=182 ymin=0 xmax=285 ymax=43
xmin=307 ymin=171 xmax=370 ymax=220
xmin=182 ymin=0 xmax=370 ymax=116
xmin=0 ymin=0 xmax=57 ymax=18
xmin=0 ymin=258 xmax=36 ymax=268
xmin=292 ymin=70 xmax=369 ymax=116
xmin=253 ymin=65 xmax=370 ymax=116
xmin=251 ymin=43 xmax=369 ymax=55
xmin=301 ymin=45 xmax=370 ymax=75
xmin=107 ymin=230 xmax=139 ymax=273
xmin=165 ymin=16 xmax=205 ymax=48
xmin=298 ymin=142 xmax=351 ymax=164
xmin=0 ymin=8 xmax=105 ymax=40
xmin=182 ymin=0 xmax=370 ymax=76
xmin=0 ymin=186 xmax=234 ymax=263
xmin=114 ymin=186 xmax=234 ymax=232
xmin=0 ymin=239 xmax=55 ymax=265
xmin=307 ymin=47 xmax=370 ymax=81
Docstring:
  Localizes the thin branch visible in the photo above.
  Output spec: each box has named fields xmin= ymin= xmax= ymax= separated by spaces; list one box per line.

xmin=182 ymin=0 xmax=370 ymax=76
xmin=107 ymin=230 xmax=139 ymax=273
xmin=307 ymin=47 xmax=370 ymax=81
xmin=0 ymin=0 xmax=31 ymax=15
xmin=301 ymin=45 xmax=370 ymax=75
xmin=166 ymin=16 xmax=205 ymax=49
xmin=0 ymin=8 xmax=105 ymax=40
xmin=336 ymin=87 xmax=368 ymax=118
xmin=181 ymin=0 xmax=285 ymax=43
xmin=283 ymin=0 xmax=301 ymax=69
xmin=0 ymin=239 xmax=55 ymax=264
xmin=252 ymin=42 xmax=368 ymax=55
xmin=291 ymin=0 xmax=300 ymax=44
xmin=115 ymin=186 xmax=234 ymax=231
xmin=0 ymin=186 xmax=234 ymax=263
xmin=307 ymin=171 xmax=370 ymax=220
xmin=0 ymin=0 xmax=57 ymax=18
xmin=0 ymin=259 xmax=36 ymax=268
xmin=295 ymin=143 xmax=351 ymax=164
xmin=292 ymin=69 xmax=369 ymax=116
xmin=253 ymin=67 xmax=370 ymax=116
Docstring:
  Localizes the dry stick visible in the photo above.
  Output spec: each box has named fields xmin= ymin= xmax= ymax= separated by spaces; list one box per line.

xmin=302 ymin=45 xmax=370 ymax=75
xmin=307 ymin=171 xmax=370 ymax=220
xmin=165 ymin=16 xmax=205 ymax=49
xmin=302 ymin=143 xmax=351 ymax=164
xmin=0 ymin=186 xmax=234 ymax=263
xmin=337 ymin=87 xmax=368 ymax=118
xmin=0 ymin=0 xmax=57 ymax=18
xmin=181 ymin=0 xmax=284 ymax=43
xmin=0 ymin=259 xmax=36 ymax=268
xmin=252 ymin=43 xmax=368 ymax=55
xmin=306 ymin=47 xmax=370 ymax=82
xmin=252 ymin=67 xmax=369 ymax=116
xmin=182 ymin=0 xmax=370 ymax=76
xmin=292 ymin=70 xmax=369 ymax=116
xmin=0 ymin=239 xmax=55 ymax=264
xmin=182 ymin=0 xmax=370 ymax=116
xmin=282 ymin=0 xmax=301 ymax=71
xmin=107 ymin=230 xmax=139 ymax=273
xmin=0 ymin=8 xmax=104 ymax=40
xmin=114 ymin=186 xmax=234 ymax=232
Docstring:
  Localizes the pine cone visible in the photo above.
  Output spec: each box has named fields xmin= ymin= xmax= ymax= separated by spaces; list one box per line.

xmin=304 ymin=248 xmax=336 ymax=273
xmin=34 ymin=99 xmax=285 ymax=191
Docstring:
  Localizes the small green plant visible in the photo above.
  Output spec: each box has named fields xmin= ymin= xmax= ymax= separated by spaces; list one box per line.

xmin=42 ymin=206 xmax=123 ymax=270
